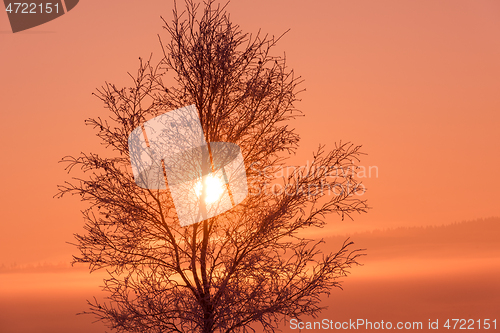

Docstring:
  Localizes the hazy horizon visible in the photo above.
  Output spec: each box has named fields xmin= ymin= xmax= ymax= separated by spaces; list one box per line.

xmin=2 ymin=217 xmax=499 ymax=332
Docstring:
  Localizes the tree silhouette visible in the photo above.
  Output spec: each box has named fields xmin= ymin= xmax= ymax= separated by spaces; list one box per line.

xmin=57 ymin=1 xmax=368 ymax=332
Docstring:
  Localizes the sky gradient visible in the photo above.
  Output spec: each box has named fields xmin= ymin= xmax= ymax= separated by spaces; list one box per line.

xmin=1 ymin=0 xmax=499 ymax=332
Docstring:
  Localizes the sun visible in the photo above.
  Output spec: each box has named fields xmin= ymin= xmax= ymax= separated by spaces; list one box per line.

xmin=195 ymin=174 xmax=225 ymax=204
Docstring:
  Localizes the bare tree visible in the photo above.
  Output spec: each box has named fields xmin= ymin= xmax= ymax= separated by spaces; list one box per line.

xmin=57 ymin=1 xmax=368 ymax=332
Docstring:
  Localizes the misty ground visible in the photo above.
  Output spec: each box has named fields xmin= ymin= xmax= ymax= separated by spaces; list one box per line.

xmin=1 ymin=218 xmax=499 ymax=332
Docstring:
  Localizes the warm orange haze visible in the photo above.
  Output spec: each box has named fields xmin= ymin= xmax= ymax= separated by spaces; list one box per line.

xmin=1 ymin=0 xmax=499 ymax=332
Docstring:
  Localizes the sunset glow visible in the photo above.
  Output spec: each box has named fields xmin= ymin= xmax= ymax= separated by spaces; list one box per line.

xmin=1 ymin=0 xmax=499 ymax=332
xmin=195 ymin=174 xmax=225 ymax=204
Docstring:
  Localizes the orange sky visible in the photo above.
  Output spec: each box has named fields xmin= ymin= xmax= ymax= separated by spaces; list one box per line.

xmin=1 ymin=0 xmax=499 ymax=332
